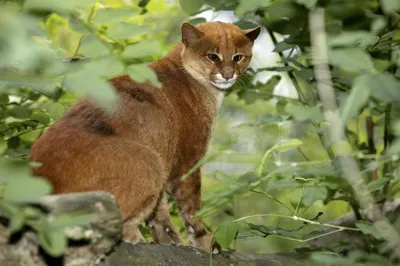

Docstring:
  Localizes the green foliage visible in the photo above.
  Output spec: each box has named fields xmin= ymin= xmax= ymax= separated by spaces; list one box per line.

xmin=181 ymin=0 xmax=400 ymax=263
xmin=0 ymin=0 xmax=399 ymax=263
xmin=0 ymin=0 xmax=174 ymax=257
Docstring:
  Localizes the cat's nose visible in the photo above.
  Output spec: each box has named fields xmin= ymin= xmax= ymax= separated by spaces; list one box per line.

xmin=221 ymin=72 xmax=234 ymax=80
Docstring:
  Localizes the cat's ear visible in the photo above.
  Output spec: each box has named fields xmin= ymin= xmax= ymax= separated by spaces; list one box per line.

xmin=181 ymin=22 xmax=204 ymax=46
xmin=243 ymin=26 xmax=261 ymax=42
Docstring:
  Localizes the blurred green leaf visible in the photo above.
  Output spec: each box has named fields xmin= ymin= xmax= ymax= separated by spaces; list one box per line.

xmin=127 ymin=63 xmax=162 ymax=88
xmin=64 ymin=71 xmax=119 ymax=113
xmin=370 ymin=72 xmax=400 ymax=102
xmin=179 ymin=0 xmax=204 ymax=15
xmin=48 ymin=103 xmax=65 ymax=120
xmin=122 ymin=40 xmax=162 ymax=59
xmin=285 ymin=103 xmax=323 ymax=121
xmin=328 ymin=31 xmax=378 ymax=48
xmin=3 ymin=177 xmax=52 ymax=203
xmin=79 ymin=35 xmax=110 ymax=58
xmin=387 ymin=139 xmax=400 ymax=155
xmin=235 ymin=0 xmax=271 ymax=15
xmin=31 ymin=111 xmax=51 ymax=125
xmin=381 ymin=0 xmax=400 ymax=14
xmin=50 ymin=214 xmax=91 ymax=229
xmin=8 ymin=106 xmax=31 ymax=119
xmin=340 ymin=74 xmax=371 ymax=127
xmin=214 ymin=222 xmax=240 ymax=249
xmin=38 ymin=226 xmax=67 ymax=257
xmin=356 ymin=221 xmax=384 ymax=240
xmin=93 ymin=6 xmax=140 ymax=24
xmin=328 ymin=48 xmax=374 ymax=71
xmin=107 ymin=23 xmax=150 ymax=40
xmin=256 ymin=139 xmax=303 ymax=176
xmin=302 ymin=187 xmax=328 ymax=206
xmin=0 ymin=93 xmax=9 ymax=104
xmin=24 ymin=0 xmax=96 ymax=12
xmin=295 ymin=0 xmax=317 ymax=9
xmin=9 ymin=212 xmax=25 ymax=233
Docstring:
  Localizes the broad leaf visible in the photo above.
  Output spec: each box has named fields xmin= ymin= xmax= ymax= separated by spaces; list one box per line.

xmin=122 ymin=40 xmax=162 ymax=59
xmin=38 ymin=226 xmax=67 ymax=257
xmin=328 ymin=31 xmax=378 ymax=48
xmin=107 ymin=23 xmax=150 ymax=40
xmin=93 ymin=7 xmax=140 ymax=24
xmin=214 ymin=222 xmax=240 ymax=249
xmin=235 ymin=0 xmax=271 ymax=15
xmin=356 ymin=221 xmax=384 ymax=240
xmin=48 ymin=103 xmax=65 ymax=121
xmin=285 ymin=103 xmax=323 ymax=121
xmin=127 ymin=64 xmax=162 ymax=88
xmin=179 ymin=0 xmax=204 ymax=15
xmin=340 ymin=74 xmax=371 ymax=127
xmin=3 ymin=177 xmax=52 ymax=203
xmin=295 ymin=0 xmax=317 ymax=9
xmin=370 ymin=72 xmax=400 ymax=102
xmin=328 ymin=48 xmax=374 ymax=71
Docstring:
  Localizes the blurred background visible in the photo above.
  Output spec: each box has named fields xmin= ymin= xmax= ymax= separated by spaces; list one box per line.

xmin=1 ymin=0 xmax=400 ymax=262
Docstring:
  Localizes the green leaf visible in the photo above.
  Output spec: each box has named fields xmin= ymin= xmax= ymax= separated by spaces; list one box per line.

xmin=285 ymin=103 xmax=323 ymax=121
xmin=312 ymin=252 xmax=344 ymax=264
xmin=9 ymin=213 xmax=25 ymax=233
xmin=31 ymin=111 xmax=51 ymax=125
xmin=48 ymin=103 xmax=65 ymax=121
xmin=369 ymin=72 xmax=400 ymax=102
xmin=122 ymin=40 xmax=162 ymax=59
xmin=0 ymin=138 xmax=6 ymax=154
xmin=356 ymin=221 xmax=383 ymax=240
xmin=387 ymin=139 xmax=400 ymax=155
xmin=214 ymin=222 xmax=240 ymax=249
xmin=255 ymin=139 xmax=303 ymax=176
xmin=107 ymin=23 xmax=150 ymax=40
xmin=179 ymin=0 xmax=204 ymax=15
xmin=302 ymin=187 xmax=328 ymax=206
xmin=235 ymin=0 xmax=271 ymax=15
xmin=214 ymin=171 xmax=240 ymax=187
xmin=79 ymin=35 xmax=110 ymax=58
xmin=8 ymin=106 xmax=31 ymax=119
xmin=3 ymin=177 xmax=52 ymax=203
xmin=38 ymin=227 xmax=67 ymax=257
xmin=93 ymin=6 xmax=140 ymax=24
xmin=273 ymin=41 xmax=296 ymax=52
xmin=328 ymin=48 xmax=374 ymax=71
xmin=367 ymin=177 xmax=390 ymax=192
xmin=0 ymin=93 xmax=9 ymax=104
xmin=0 ymin=158 xmax=32 ymax=182
xmin=294 ymin=0 xmax=317 ymax=9
xmin=50 ymin=214 xmax=91 ymax=229
xmin=64 ymin=72 xmax=119 ymax=113
xmin=127 ymin=64 xmax=161 ymax=88
xmin=328 ymin=31 xmax=378 ymax=48
xmin=381 ymin=0 xmax=400 ymax=14
xmin=340 ymin=74 xmax=371 ymax=127
xmin=24 ymin=0 xmax=96 ymax=12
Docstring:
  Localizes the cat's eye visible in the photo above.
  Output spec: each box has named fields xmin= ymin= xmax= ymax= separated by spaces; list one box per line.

xmin=207 ymin=54 xmax=220 ymax=62
xmin=233 ymin=55 xmax=243 ymax=62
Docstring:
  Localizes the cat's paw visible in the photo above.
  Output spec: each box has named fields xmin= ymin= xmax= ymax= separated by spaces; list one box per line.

xmin=191 ymin=233 xmax=221 ymax=253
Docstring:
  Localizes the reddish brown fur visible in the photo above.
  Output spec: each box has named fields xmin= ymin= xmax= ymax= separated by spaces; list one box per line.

xmin=30 ymin=22 xmax=260 ymax=251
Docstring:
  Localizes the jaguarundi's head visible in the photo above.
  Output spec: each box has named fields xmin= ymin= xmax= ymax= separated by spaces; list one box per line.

xmin=180 ymin=21 xmax=260 ymax=91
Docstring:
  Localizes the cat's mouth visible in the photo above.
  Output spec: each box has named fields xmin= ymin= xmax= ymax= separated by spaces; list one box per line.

xmin=211 ymin=81 xmax=234 ymax=90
